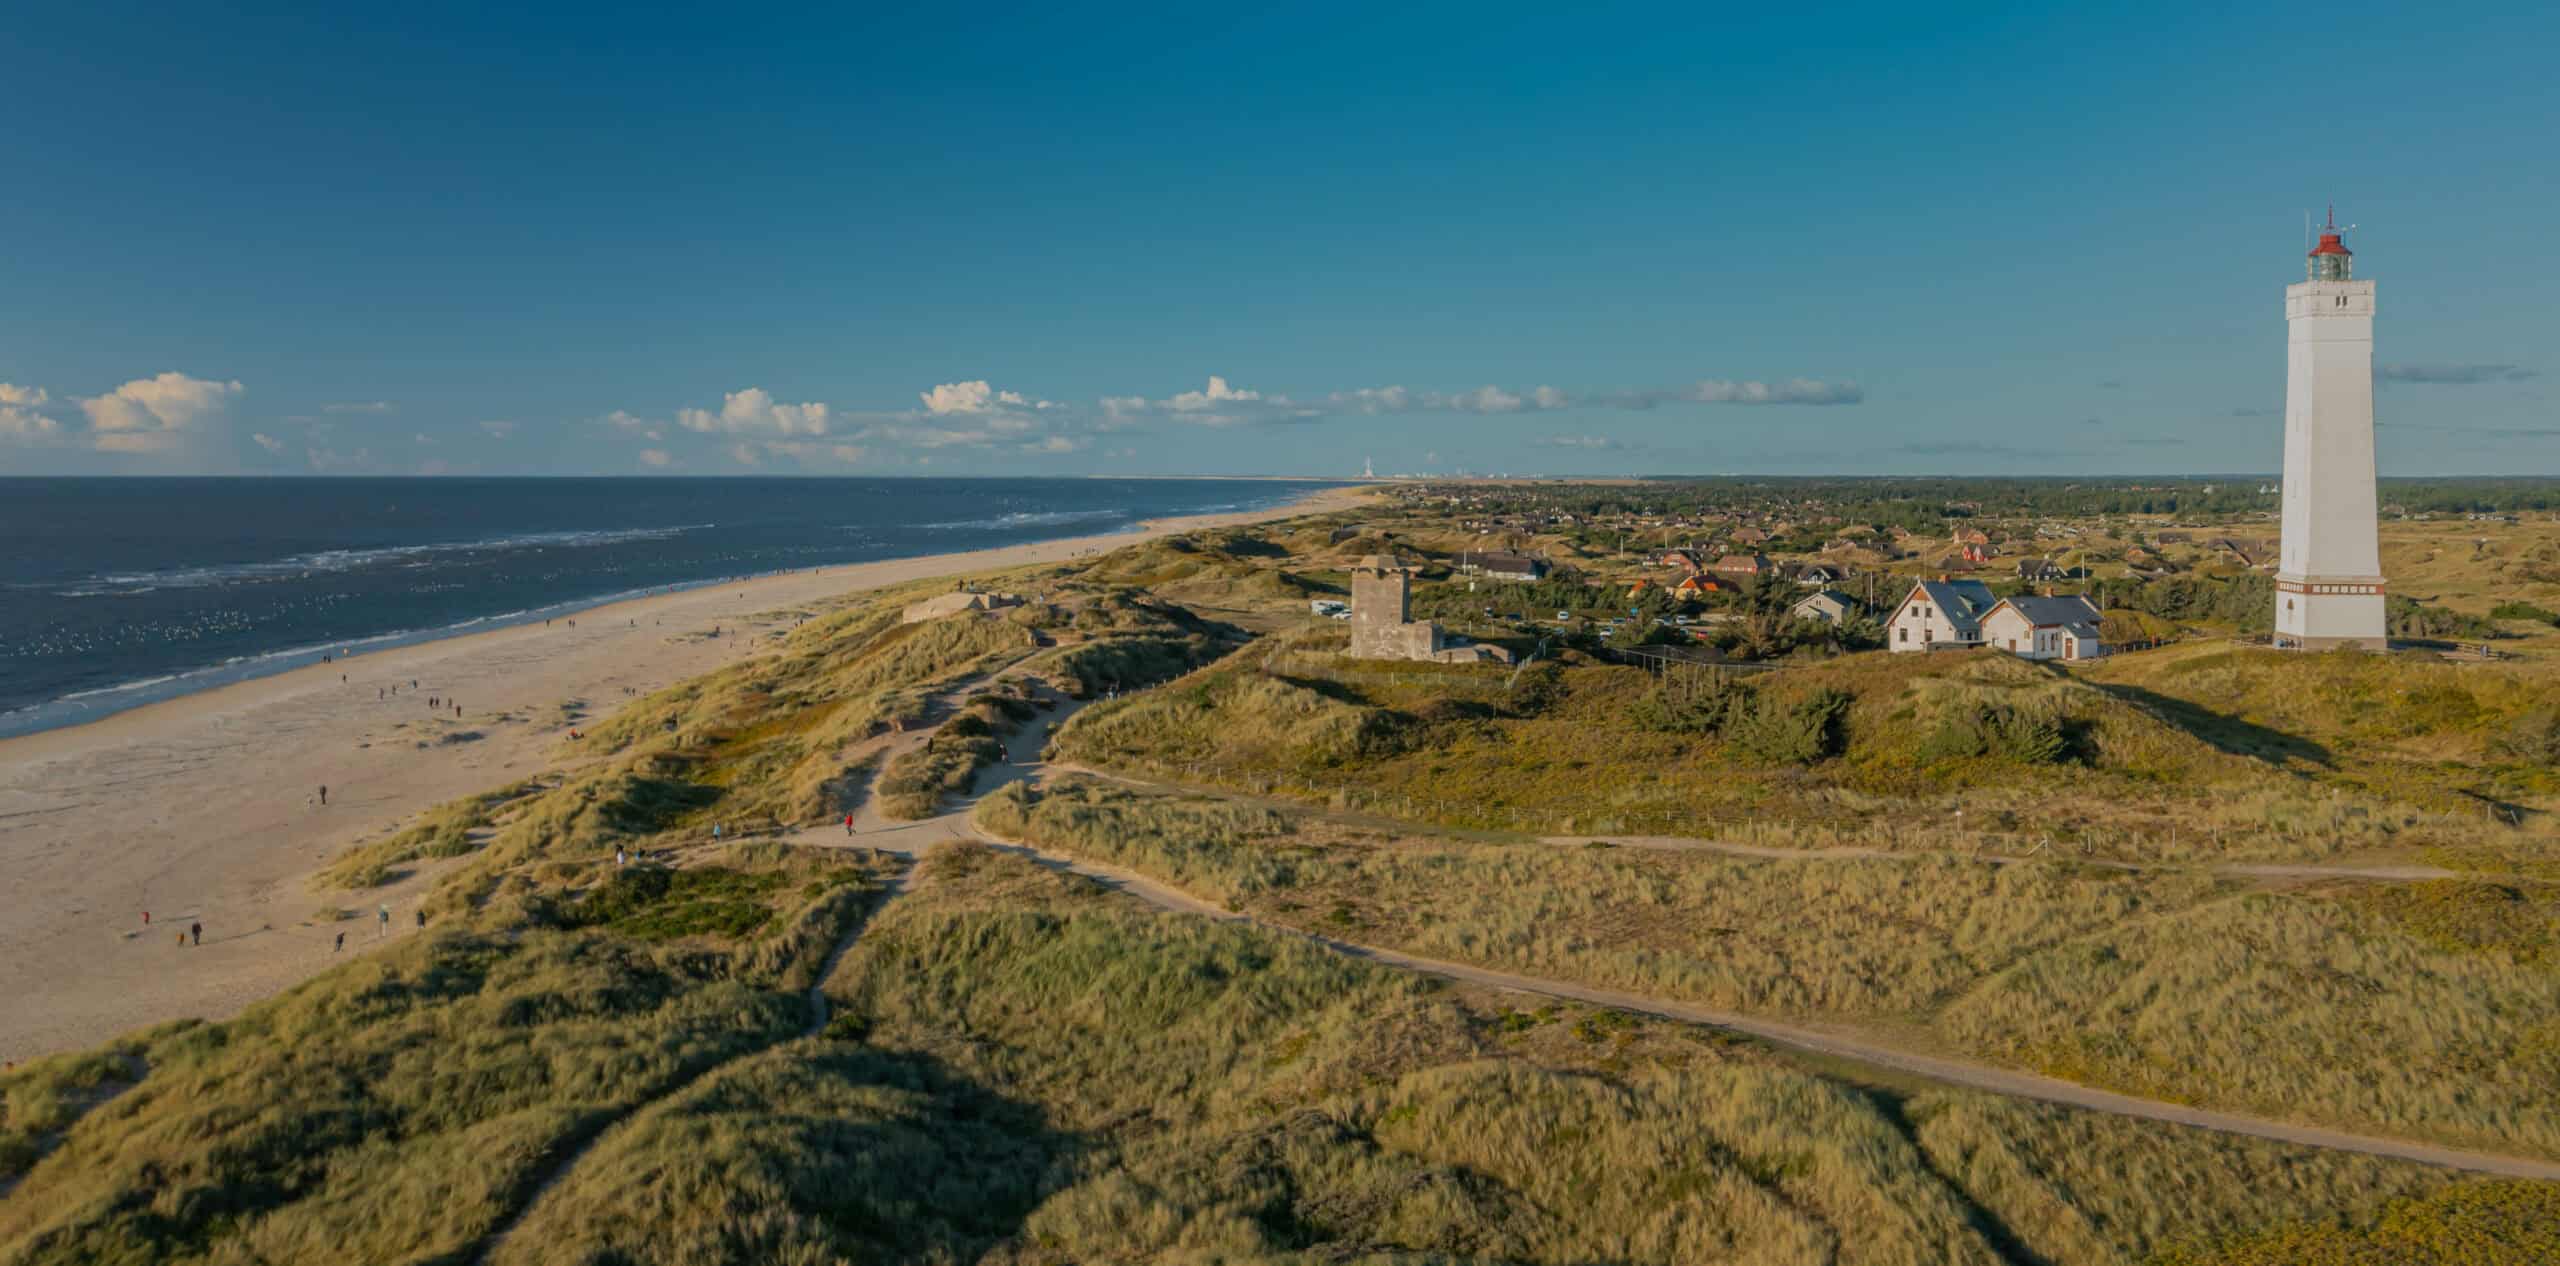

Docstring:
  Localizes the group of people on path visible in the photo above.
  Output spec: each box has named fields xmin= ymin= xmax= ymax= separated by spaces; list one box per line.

xmin=151 ymin=901 xmax=426 ymax=956
xmin=330 ymin=902 xmax=425 ymax=953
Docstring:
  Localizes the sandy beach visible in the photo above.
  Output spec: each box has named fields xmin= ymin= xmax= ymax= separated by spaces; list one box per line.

xmin=0 ymin=485 xmax=1365 ymax=1065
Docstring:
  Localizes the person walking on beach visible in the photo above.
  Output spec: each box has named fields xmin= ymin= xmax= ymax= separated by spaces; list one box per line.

xmin=334 ymin=931 xmax=345 ymax=953
xmin=416 ymin=909 xmax=426 ymax=929
xmin=844 ymin=813 xmax=854 ymax=837
xmin=377 ymin=904 xmax=390 ymax=937
xmin=189 ymin=921 xmax=202 ymax=947
xmin=319 ymin=785 xmax=328 ymax=806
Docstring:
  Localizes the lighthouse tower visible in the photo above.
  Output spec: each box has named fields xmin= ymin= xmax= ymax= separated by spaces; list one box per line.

xmin=2273 ymin=210 xmax=2386 ymax=650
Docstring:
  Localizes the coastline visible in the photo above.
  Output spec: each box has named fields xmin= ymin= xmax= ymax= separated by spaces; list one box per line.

xmin=0 ymin=479 xmax=1351 ymax=741
xmin=0 ymin=484 xmax=1367 ymax=1064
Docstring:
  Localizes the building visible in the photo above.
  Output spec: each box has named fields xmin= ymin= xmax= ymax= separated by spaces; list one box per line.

xmin=1795 ymin=563 xmax=1846 ymax=587
xmin=1348 ymin=555 xmax=1511 ymax=664
xmin=1790 ymin=589 xmax=1854 ymax=625
xmin=1711 ymin=552 xmax=1774 ymax=577
xmin=1458 ymin=550 xmax=1549 ymax=582
xmin=2016 ymin=558 xmax=2069 ymax=583
xmin=1979 ymin=594 xmax=2106 ymax=661
xmin=1886 ymin=579 xmax=1998 ymax=652
xmin=1674 ymin=573 xmax=1732 ymax=597
xmin=2274 ymin=210 xmax=2388 ymax=650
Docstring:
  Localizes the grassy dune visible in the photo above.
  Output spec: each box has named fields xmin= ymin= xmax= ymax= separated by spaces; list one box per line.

xmin=979 ymin=775 xmax=2560 ymax=1159
xmin=1050 ymin=625 xmax=2502 ymax=859
xmin=477 ymin=843 xmax=2535 ymax=1266
xmin=14 ymin=515 xmax=2560 ymax=1262
xmin=323 ymin=577 xmax=1234 ymax=921
xmin=0 ymin=842 xmax=887 ymax=1264
xmin=5 ymin=822 xmax=2545 ymax=1263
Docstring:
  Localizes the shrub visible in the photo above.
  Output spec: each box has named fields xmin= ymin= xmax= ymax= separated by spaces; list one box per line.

xmin=1629 ymin=668 xmax=1750 ymax=735
xmin=2497 ymin=708 xmax=2560 ymax=764
xmin=1728 ymin=687 xmax=1850 ymax=764
xmin=558 ymin=866 xmax=787 ymax=941
xmin=2488 ymin=600 xmax=2560 ymax=625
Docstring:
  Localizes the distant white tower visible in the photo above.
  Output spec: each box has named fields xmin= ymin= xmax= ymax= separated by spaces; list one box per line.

xmin=2273 ymin=209 xmax=2386 ymax=650
xmin=1363 ymin=456 xmax=1376 ymax=478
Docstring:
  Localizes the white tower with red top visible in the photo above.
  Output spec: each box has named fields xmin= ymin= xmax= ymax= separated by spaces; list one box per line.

xmin=2274 ymin=208 xmax=2386 ymax=650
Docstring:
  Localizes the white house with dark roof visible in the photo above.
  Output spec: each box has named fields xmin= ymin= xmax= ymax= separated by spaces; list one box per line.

xmin=1980 ymin=594 xmax=2107 ymax=661
xmin=1887 ymin=579 xmax=1998 ymax=652
xmin=1790 ymin=589 xmax=1854 ymax=625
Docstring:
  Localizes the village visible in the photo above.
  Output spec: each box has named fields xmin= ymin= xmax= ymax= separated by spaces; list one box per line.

xmin=1317 ymin=483 xmax=2260 ymax=667
xmin=1303 ymin=476 xmax=2549 ymax=671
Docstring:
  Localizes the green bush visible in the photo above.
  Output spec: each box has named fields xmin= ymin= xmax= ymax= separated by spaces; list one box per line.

xmin=2488 ymin=600 xmax=2560 ymax=625
xmin=1728 ymin=688 xmax=1850 ymax=765
xmin=560 ymin=866 xmax=787 ymax=941
xmin=1916 ymin=701 xmax=2067 ymax=765
xmin=2498 ymin=708 xmax=2560 ymax=764
xmin=1629 ymin=668 xmax=1750 ymax=735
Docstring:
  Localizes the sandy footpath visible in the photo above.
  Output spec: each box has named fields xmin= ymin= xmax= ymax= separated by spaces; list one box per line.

xmin=0 ymin=485 xmax=1363 ymax=1064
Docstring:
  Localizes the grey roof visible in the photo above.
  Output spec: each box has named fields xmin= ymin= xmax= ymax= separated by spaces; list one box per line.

xmin=2000 ymin=594 xmax=2102 ymax=628
xmin=1909 ymin=580 xmax=1999 ymax=637
xmin=1793 ymin=588 xmax=1853 ymax=610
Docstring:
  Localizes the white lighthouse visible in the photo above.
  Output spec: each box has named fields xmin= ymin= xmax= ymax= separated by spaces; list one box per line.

xmin=2273 ymin=209 xmax=2387 ymax=650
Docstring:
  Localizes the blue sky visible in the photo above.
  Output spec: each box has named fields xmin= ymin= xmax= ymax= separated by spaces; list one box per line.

xmin=2 ymin=1 xmax=2552 ymax=477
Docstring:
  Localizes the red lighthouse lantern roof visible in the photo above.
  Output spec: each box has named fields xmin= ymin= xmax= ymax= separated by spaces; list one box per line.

xmin=2309 ymin=205 xmax=2352 ymax=257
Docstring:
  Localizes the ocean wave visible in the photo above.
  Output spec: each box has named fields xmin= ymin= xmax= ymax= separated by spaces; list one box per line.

xmin=914 ymin=508 xmax=1130 ymax=532
xmin=46 ymin=524 xmax=714 ymax=596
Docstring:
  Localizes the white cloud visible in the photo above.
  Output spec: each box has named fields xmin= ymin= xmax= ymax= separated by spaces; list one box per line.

xmin=1452 ymin=385 xmax=1524 ymax=413
xmin=896 ymin=425 xmax=997 ymax=449
xmin=1537 ymin=433 xmax=1622 ymax=449
xmin=1325 ymin=377 xmax=1862 ymax=416
xmin=679 ymin=386 xmax=830 ymax=436
xmin=252 ymin=432 xmax=286 ymax=454
xmin=79 ymin=372 xmax=243 ymax=451
xmin=1678 ymin=378 xmax=1864 ymax=405
xmin=920 ymin=380 xmax=996 ymax=415
xmin=638 ymin=448 xmax=673 ymax=468
xmin=1023 ymin=434 xmax=1088 ymax=455
xmin=413 ymin=432 xmax=436 ymax=446
xmin=0 ymin=383 xmax=63 ymax=441
xmin=1327 ymin=385 xmax=1412 ymax=415
xmin=323 ymin=400 xmax=393 ymax=414
xmin=1141 ymin=375 xmax=1310 ymax=427
xmin=920 ymin=380 xmax=1054 ymax=416
xmin=481 ymin=419 xmax=518 ymax=438
xmin=1164 ymin=375 xmax=1262 ymax=413
xmin=723 ymin=439 xmax=866 ymax=468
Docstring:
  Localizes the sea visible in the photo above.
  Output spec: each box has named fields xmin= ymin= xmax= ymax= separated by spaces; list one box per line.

xmin=0 ymin=477 xmax=1334 ymax=739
